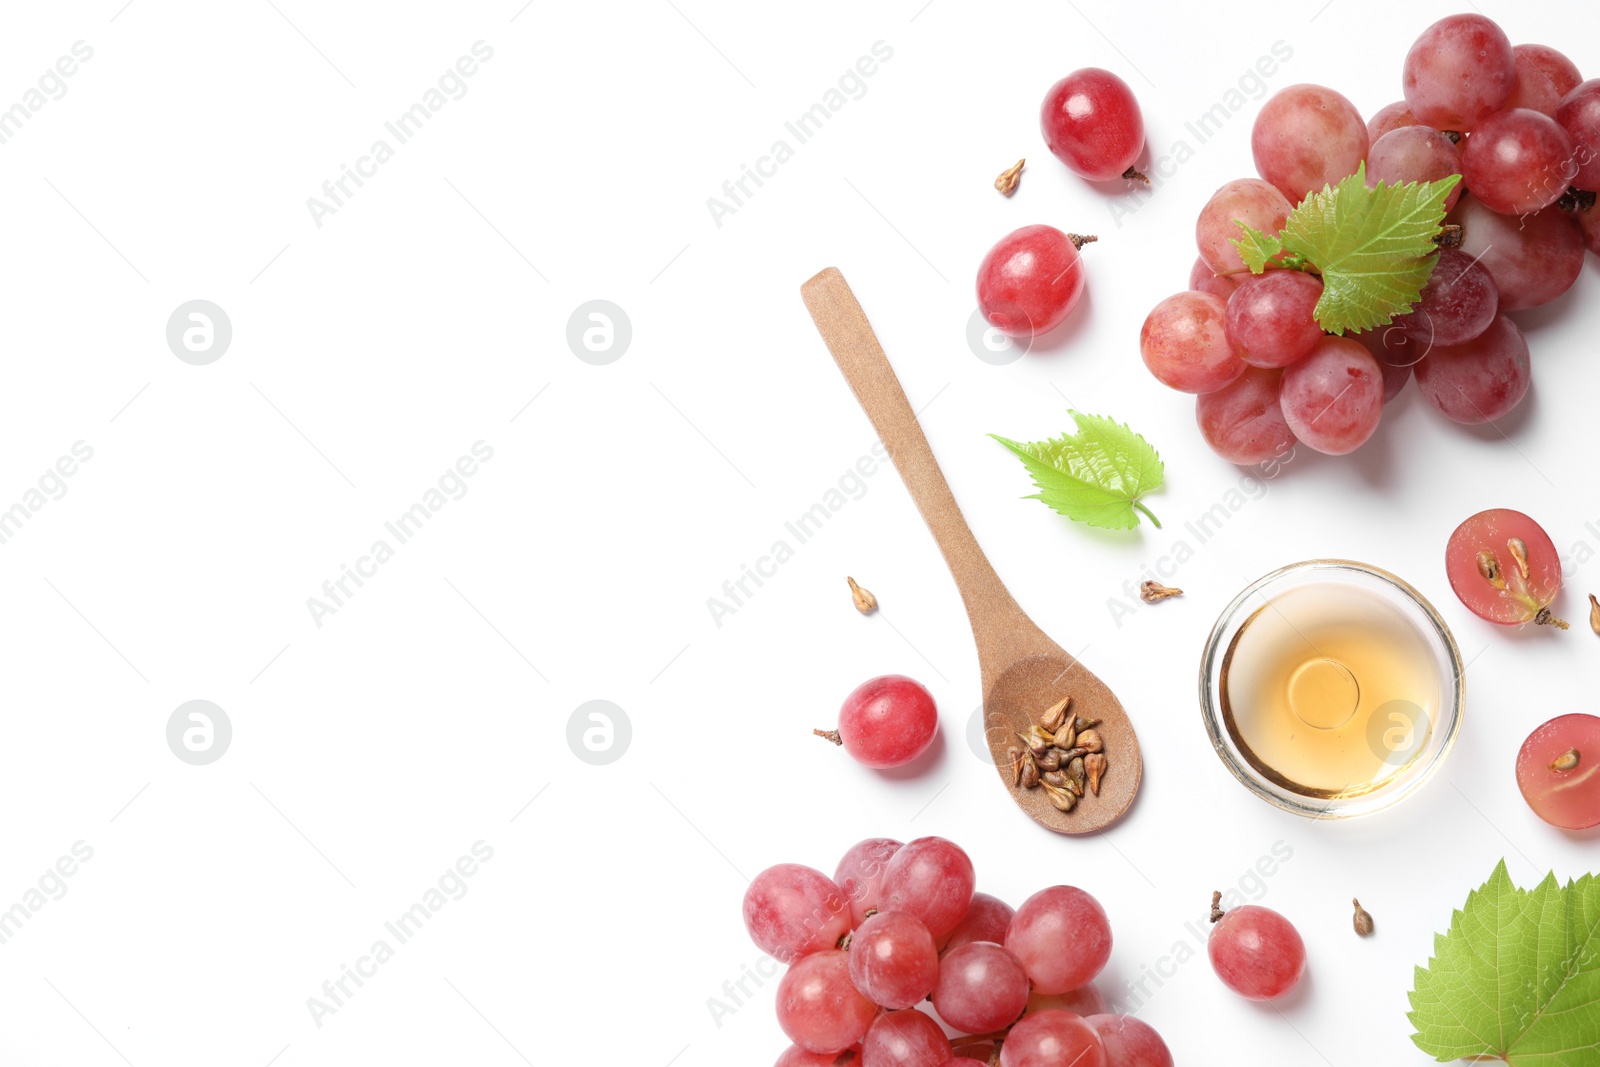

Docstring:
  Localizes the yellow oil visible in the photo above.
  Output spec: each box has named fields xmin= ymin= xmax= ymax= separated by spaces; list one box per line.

xmin=1220 ymin=582 xmax=1442 ymax=798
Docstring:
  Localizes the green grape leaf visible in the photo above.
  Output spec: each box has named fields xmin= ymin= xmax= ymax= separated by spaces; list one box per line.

xmin=1230 ymin=163 xmax=1462 ymax=335
xmin=1231 ymin=222 xmax=1283 ymax=274
xmin=1408 ymin=860 xmax=1600 ymax=1065
xmin=989 ymin=411 xmax=1163 ymax=530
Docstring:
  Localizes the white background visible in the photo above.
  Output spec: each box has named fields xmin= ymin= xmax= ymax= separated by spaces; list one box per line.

xmin=0 ymin=1 xmax=1596 ymax=1065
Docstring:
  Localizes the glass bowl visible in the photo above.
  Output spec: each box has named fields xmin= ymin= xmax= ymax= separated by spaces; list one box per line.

xmin=1199 ymin=560 xmax=1465 ymax=819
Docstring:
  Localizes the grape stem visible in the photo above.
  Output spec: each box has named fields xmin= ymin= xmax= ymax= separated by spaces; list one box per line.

xmin=1132 ymin=501 xmax=1162 ymax=529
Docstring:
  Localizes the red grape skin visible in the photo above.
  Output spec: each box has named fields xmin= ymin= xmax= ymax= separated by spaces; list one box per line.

xmin=1005 ymin=886 xmax=1113 ymax=994
xmin=1040 ymin=68 xmax=1145 ymax=181
xmin=1577 ymin=204 xmax=1600 ymax=256
xmin=776 ymin=951 xmax=878 ymax=1054
xmin=976 ymin=225 xmax=1086 ymax=337
xmin=879 ymin=837 xmax=975 ymax=940
xmin=1367 ymin=101 xmax=1420 ymax=143
xmin=1403 ymin=14 xmax=1516 ymax=131
xmin=1085 ymin=1015 xmax=1175 ymax=1067
xmin=1251 ymin=83 xmax=1369 ymax=201
xmin=847 ymin=911 xmax=939 ymax=1010
xmin=1390 ymin=247 xmax=1497 ymax=347
xmin=936 ymin=1061 xmax=989 ymax=1067
xmin=834 ymin=838 xmax=902 ymax=927
xmin=1506 ymin=44 xmax=1583 ymax=117
xmin=1140 ymin=291 xmax=1247 ymax=395
xmin=1459 ymin=108 xmax=1576 ymax=215
xmin=1450 ymin=194 xmax=1584 ymax=310
xmin=1555 ymin=79 xmax=1600 ymax=191
xmin=932 ymin=942 xmax=1030 ymax=1033
xmin=833 ymin=675 xmax=937 ymax=769
xmin=859 ymin=1010 xmax=951 ymax=1067
xmin=1208 ymin=905 xmax=1306 ymax=1000
xmin=941 ymin=892 xmax=1014 ymax=953
xmin=1278 ymin=337 xmax=1385 ymax=455
xmin=1028 ymin=985 xmax=1108 ymax=1017
xmin=744 ymin=864 xmax=851 ymax=963
xmin=1354 ymin=329 xmax=1417 ymax=403
xmin=776 ymin=1047 xmax=860 ymax=1067
xmin=1196 ymin=179 xmax=1292 ymax=275
xmin=998 ymin=1010 xmax=1107 ymax=1067
xmin=1444 ymin=509 xmax=1563 ymax=626
xmin=1188 ymin=255 xmax=1240 ymax=301
xmin=1516 ymin=714 xmax=1600 ymax=829
xmin=1196 ymin=368 xmax=1297 ymax=466
xmin=1413 ymin=314 xmax=1530 ymax=424
xmin=1366 ymin=126 xmax=1463 ymax=210
xmin=1225 ymin=270 xmax=1324 ymax=368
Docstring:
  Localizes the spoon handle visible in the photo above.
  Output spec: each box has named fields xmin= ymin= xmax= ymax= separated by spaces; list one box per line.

xmin=801 ymin=267 xmax=1044 ymax=659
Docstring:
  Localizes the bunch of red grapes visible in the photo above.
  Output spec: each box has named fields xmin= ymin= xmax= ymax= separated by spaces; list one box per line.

xmin=747 ymin=835 xmax=1176 ymax=1067
xmin=1145 ymin=13 xmax=1599 ymax=463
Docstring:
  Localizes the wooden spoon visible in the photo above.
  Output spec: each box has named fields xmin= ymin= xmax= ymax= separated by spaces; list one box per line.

xmin=801 ymin=267 xmax=1142 ymax=834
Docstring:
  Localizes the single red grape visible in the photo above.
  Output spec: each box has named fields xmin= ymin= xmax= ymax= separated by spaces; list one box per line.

xmin=1140 ymin=291 xmax=1247 ymax=395
xmin=1225 ymin=270 xmax=1324 ymax=368
xmin=1403 ymin=14 xmax=1516 ymax=131
xmin=847 ymin=911 xmax=939 ymax=1009
xmin=1196 ymin=367 xmax=1297 ymax=467
xmin=744 ymin=864 xmax=851 ymax=963
xmin=998 ymin=1010 xmax=1106 ymax=1067
xmin=1005 ymin=886 xmax=1112 ymax=994
xmin=776 ymin=950 xmax=877 ymax=1054
xmin=1208 ymin=903 xmax=1306 ymax=1001
xmin=859 ymin=1010 xmax=951 ymax=1067
xmin=1366 ymin=126 xmax=1463 ymax=210
xmin=1040 ymin=68 xmax=1145 ymax=181
xmin=1505 ymin=44 xmax=1582 ymax=116
xmin=1278 ymin=336 xmax=1384 ymax=455
xmin=1196 ymin=178 xmax=1292 ymax=275
xmin=1390 ymin=247 xmax=1497 ymax=348
xmin=1450 ymin=194 xmax=1584 ymax=310
xmin=941 ymin=891 xmax=1014 ymax=953
xmin=879 ymin=837 xmax=975 ymax=940
xmin=1555 ymin=79 xmax=1600 ymax=191
xmin=1251 ymin=83 xmax=1368 ymax=201
xmin=834 ymin=838 xmax=902 ymax=927
xmin=1085 ymin=1014 xmax=1174 ymax=1067
xmin=1413 ymin=314 xmax=1530 ymax=425
xmin=1367 ymin=101 xmax=1420 ymax=143
xmin=1459 ymin=107 xmax=1576 ymax=215
xmin=1444 ymin=509 xmax=1566 ymax=627
xmin=1516 ymin=715 xmax=1600 ymax=829
xmin=932 ymin=941 xmax=1030 ymax=1033
xmin=819 ymin=675 xmax=937 ymax=769
xmin=976 ymin=225 xmax=1087 ymax=338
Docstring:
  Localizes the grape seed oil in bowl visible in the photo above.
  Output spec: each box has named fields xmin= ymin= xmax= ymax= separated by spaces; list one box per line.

xmin=1202 ymin=561 xmax=1464 ymax=816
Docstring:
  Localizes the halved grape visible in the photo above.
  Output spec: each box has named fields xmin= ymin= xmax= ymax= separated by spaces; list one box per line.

xmin=1367 ymin=101 xmax=1420 ymax=143
xmin=776 ymin=950 xmax=877 ymax=1054
xmin=998 ymin=1010 xmax=1106 ymax=1067
xmin=1251 ymin=83 xmax=1368 ymax=201
xmin=1389 ymin=248 xmax=1497 ymax=347
xmin=1413 ymin=314 xmax=1530 ymax=424
xmin=1451 ymin=194 xmax=1584 ymax=310
xmin=1555 ymin=79 xmax=1600 ymax=191
xmin=1366 ymin=126 xmax=1462 ymax=210
xmin=1208 ymin=904 xmax=1306 ymax=1000
xmin=1005 ymin=886 xmax=1112 ymax=994
xmin=1188 ymin=255 xmax=1240 ymax=301
xmin=1444 ymin=508 xmax=1566 ymax=627
xmin=1196 ymin=368 xmax=1297 ymax=466
xmin=1516 ymin=715 xmax=1600 ymax=829
xmin=1196 ymin=179 xmax=1292 ymax=275
xmin=1226 ymin=270 xmax=1324 ymax=368
xmin=1140 ymin=291 xmax=1247 ymax=394
xmin=1403 ymin=14 xmax=1516 ymax=131
xmin=1505 ymin=44 xmax=1582 ymax=117
xmin=1278 ymin=337 xmax=1384 ymax=455
xmin=1459 ymin=107 xmax=1576 ymax=215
